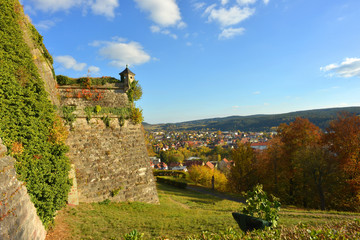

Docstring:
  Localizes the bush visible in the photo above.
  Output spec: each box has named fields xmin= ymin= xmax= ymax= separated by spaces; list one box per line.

xmin=242 ymin=184 xmax=281 ymax=228
xmin=124 ymin=230 xmax=144 ymax=240
xmin=188 ymin=165 xmax=229 ymax=192
xmin=56 ymin=75 xmax=119 ymax=86
xmin=153 ymin=170 xmax=187 ymax=178
xmin=127 ymin=80 xmax=143 ymax=102
xmin=130 ymin=107 xmax=144 ymax=124
xmin=56 ymin=75 xmax=72 ymax=85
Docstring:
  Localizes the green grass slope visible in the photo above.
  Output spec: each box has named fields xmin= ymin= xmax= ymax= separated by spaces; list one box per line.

xmin=49 ymin=183 xmax=360 ymax=239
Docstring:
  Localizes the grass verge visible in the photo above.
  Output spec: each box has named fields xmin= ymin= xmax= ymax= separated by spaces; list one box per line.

xmin=47 ymin=183 xmax=360 ymax=239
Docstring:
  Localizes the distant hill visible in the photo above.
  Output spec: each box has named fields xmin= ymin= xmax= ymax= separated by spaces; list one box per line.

xmin=144 ymin=107 xmax=360 ymax=132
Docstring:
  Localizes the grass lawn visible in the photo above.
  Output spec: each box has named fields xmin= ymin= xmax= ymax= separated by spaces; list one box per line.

xmin=47 ymin=183 xmax=360 ymax=240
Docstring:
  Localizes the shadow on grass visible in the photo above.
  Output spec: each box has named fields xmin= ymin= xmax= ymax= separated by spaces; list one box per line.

xmin=156 ymin=183 xmax=223 ymax=203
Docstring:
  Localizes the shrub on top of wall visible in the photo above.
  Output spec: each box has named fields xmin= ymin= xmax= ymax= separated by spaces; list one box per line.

xmin=56 ymin=75 xmax=119 ymax=86
xmin=0 ymin=0 xmax=71 ymax=228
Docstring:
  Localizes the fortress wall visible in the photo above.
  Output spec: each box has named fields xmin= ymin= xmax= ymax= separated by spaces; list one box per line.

xmin=59 ymin=87 xmax=159 ymax=204
xmin=0 ymin=139 xmax=46 ymax=240
xmin=58 ymin=86 xmax=129 ymax=108
xmin=65 ymin=118 xmax=159 ymax=203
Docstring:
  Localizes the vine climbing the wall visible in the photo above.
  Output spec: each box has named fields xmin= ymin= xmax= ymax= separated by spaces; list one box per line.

xmin=0 ymin=0 xmax=71 ymax=228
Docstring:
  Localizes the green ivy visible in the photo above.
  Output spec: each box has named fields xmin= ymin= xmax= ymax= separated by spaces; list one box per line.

xmin=101 ymin=115 xmax=111 ymax=127
xmin=62 ymin=106 xmax=77 ymax=127
xmin=0 ymin=0 xmax=71 ymax=228
xmin=28 ymin=22 xmax=53 ymax=64
xmin=84 ymin=107 xmax=92 ymax=123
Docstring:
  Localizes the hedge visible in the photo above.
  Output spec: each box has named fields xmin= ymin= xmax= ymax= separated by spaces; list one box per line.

xmin=153 ymin=170 xmax=187 ymax=178
xmin=156 ymin=177 xmax=188 ymax=189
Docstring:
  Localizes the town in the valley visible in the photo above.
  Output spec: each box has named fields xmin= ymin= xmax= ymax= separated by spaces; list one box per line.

xmin=145 ymin=130 xmax=276 ymax=172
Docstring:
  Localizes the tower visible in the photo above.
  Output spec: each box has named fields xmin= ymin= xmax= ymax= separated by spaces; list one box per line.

xmin=119 ymin=65 xmax=135 ymax=91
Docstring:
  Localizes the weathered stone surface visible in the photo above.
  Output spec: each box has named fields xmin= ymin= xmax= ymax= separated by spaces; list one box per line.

xmin=0 ymin=139 xmax=46 ymax=240
xmin=20 ymin=13 xmax=60 ymax=106
xmin=67 ymin=164 xmax=79 ymax=205
xmin=65 ymin=117 xmax=159 ymax=204
xmin=58 ymin=86 xmax=129 ymax=108
xmin=59 ymin=79 xmax=159 ymax=204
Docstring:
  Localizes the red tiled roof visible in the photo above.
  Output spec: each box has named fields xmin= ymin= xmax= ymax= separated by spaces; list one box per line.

xmin=205 ymin=161 xmax=214 ymax=169
xmin=250 ymin=142 xmax=268 ymax=147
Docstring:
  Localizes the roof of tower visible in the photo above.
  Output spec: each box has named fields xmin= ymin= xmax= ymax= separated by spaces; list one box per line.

xmin=120 ymin=65 xmax=135 ymax=76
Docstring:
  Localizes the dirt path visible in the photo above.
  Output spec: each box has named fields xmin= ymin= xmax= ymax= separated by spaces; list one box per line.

xmin=45 ymin=206 xmax=73 ymax=240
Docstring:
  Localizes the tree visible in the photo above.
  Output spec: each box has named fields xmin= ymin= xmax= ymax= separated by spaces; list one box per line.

xmin=293 ymin=145 xmax=337 ymax=210
xmin=228 ymin=143 xmax=256 ymax=192
xmin=276 ymin=117 xmax=322 ymax=205
xmin=324 ymin=113 xmax=360 ymax=210
xmin=188 ymin=165 xmax=228 ymax=192
xmin=257 ymin=137 xmax=284 ymax=195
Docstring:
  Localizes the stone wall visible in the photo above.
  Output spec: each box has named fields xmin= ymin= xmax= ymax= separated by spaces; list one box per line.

xmin=20 ymin=12 xmax=60 ymax=106
xmin=65 ymin=117 xmax=159 ymax=203
xmin=59 ymin=83 xmax=159 ymax=204
xmin=58 ymin=85 xmax=129 ymax=108
xmin=0 ymin=139 xmax=46 ymax=240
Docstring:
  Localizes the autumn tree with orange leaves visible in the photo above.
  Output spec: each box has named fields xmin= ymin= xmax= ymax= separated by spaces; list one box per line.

xmin=228 ymin=115 xmax=360 ymax=211
xmin=276 ymin=117 xmax=322 ymax=205
xmin=324 ymin=113 xmax=360 ymax=211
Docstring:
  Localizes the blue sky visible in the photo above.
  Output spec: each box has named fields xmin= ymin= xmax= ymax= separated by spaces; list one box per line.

xmin=23 ymin=0 xmax=360 ymax=124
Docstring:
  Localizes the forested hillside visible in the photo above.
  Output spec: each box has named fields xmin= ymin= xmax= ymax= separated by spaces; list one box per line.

xmin=144 ymin=107 xmax=360 ymax=131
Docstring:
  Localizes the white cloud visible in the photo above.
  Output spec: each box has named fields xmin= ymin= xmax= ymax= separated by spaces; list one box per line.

xmin=177 ymin=21 xmax=187 ymax=29
xmin=150 ymin=25 xmax=161 ymax=33
xmin=150 ymin=25 xmax=178 ymax=39
xmin=253 ymin=91 xmax=261 ymax=95
xmin=90 ymin=0 xmax=119 ymax=18
xmin=320 ymin=58 xmax=360 ymax=78
xmin=206 ymin=6 xmax=255 ymax=27
xmin=94 ymin=39 xmax=151 ymax=67
xmin=134 ymin=0 xmax=182 ymax=27
xmin=55 ymin=55 xmax=87 ymax=71
xmin=219 ymin=27 xmax=245 ymax=39
xmin=193 ymin=2 xmax=206 ymax=10
xmin=221 ymin=0 xmax=229 ymax=5
xmin=34 ymin=20 xmax=56 ymax=30
xmin=236 ymin=0 xmax=257 ymax=6
xmin=28 ymin=0 xmax=119 ymax=18
xmin=263 ymin=0 xmax=270 ymax=5
xmin=28 ymin=0 xmax=82 ymax=12
xmin=23 ymin=5 xmax=37 ymax=16
xmin=204 ymin=4 xmax=217 ymax=15
xmin=88 ymin=66 xmax=100 ymax=74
